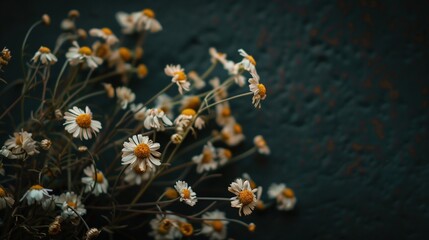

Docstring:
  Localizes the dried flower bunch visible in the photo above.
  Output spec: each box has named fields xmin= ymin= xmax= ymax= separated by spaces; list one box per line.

xmin=0 ymin=8 xmax=295 ymax=239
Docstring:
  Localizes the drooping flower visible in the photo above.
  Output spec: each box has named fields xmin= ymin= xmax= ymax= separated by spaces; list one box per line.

xmin=136 ymin=8 xmax=162 ymax=33
xmin=217 ymin=148 xmax=232 ymax=166
xmin=201 ymin=210 xmax=228 ymax=240
xmin=155 ymin=94 xmax=174 ymax=118
xmin=220 ymin=122 xmax=245 ymax=147
xmin=228 ymin=179 xmax=258 ymax=216
xmin=116 ymin=86 xmax=136 ymax=109
xmin=192 ymin=142 xmax=218 ymax=174
xmin=89 ymin=27 xmax=119 ymax=45
xmin=31 ymin=46 xmax=57 ymax=65
xmin=248 ymin=70 xmax=266 ymax=109
xmin=268 ymin=183 xmax=297 ymax=211
xmin=187 ymin=71 xmax=206 ymax=89
xmin=124 ymin=164 xmax=154 ymax=186
xmin=4 ymin=130 xmax=39 ymax=158
xmin=174 ymin=180 xmax=197 ymax=206
xmin=121 ymin=134 xmax=161 ymax=172
xmin=55 ymin=192 xmax=86 ymax=219
xmin=254 ymin=135 xmax=270 ymax=155
xmin=144 ymin=108 xmax=173 ymax=131
xmin=20 ymin=184 xmax=52 ymax=206
xmin=116 ymin=11 xmax=137 ymax=34
xmin=63 ymin=106 xmax=102 ymax=140
xmin=149 ymin=213 xmax=185 ymax=240
xmin=81 ymin=165 xmax=109 ymax=196
xmin=66 ymin=41 xmax=103 ymax=69
xmin=0 ymin=186 xmax=15 ymax=209
xmin=237 ymin=49 xmax=257 ymax=72
xmin=164 ymin=64 xmax=190 ymax=95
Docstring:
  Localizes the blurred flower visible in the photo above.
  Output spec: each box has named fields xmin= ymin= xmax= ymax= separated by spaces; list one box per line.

xmin=40 ymin=139 xmax=52 ymax=150
xmin=116 ymin=86 xmax=135 ymax=109
xmin=31 ymin=46 xmax=57 ymax=65
xmin=144 ymin=108 xmax=173 ymax=131
xmin=63 ymin=106 xmax=102 ymax=140
xmin=192 ymin=142 xmax=218 ymax=174
xmin=221 ymin=122 xmax=245 ymax=147
xmin=4 ymin=130 xmax=39 ymax=158
xmin=89 ymin=27 xmax=119 ymax=45
xmin=130 ymin=103 xmax=146 ymax=121
xmin=149 ymin=213 xmax=184 ymax=240
xmin=66 ymin=41 xmax=103 ymax=69
xmin=124 ymin=165 xmax=154 ymax=186
xmin=55 ymin=192 xmax=86 ymax=219
xmin=103 ymin=83 xmax=115 ymax=98
xmin=81 ymin=165 xmax=108 ymax=196
xmin=201 ymin=210 xmax=228 ymax=240
xmin=217 ymin=148 xmax=232 ymax=166
xmin=174 ymin=180 xmax=197 ymax=206
xmin=121 ymin=134 xmax=161 ymax=172
xmin=237 ymin=49 xmax=256 ymax=72
xmin=268 ymin=183 xmax=297 ymax=211
xmin=136 ymin=8 xmax=162 ymax=33
xmin=165 ymin=64 xmax=190 ymax=95
xmin=254 ymin=135 xmax=270 ymax=155
xmin=188 ymin=71 xmax=205 ymax=89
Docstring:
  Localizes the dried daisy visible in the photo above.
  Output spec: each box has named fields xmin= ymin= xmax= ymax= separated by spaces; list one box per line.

xmin=130 ymin=103 xmax=146 ymax=121
xmin=81 ymin=165 xmax=109 ymax=196
xmin=174 ymin=180 xmax=197 ymax=206
xmin=4 ymin=130 xmax=39 ymax=158
xmin=136 ymin=8 xmax=162 ymax=33
xmin=66 ymin=41 xmax=103 ymax=69
xmin=192 ymin=142 xmax=218 ymax=174
xmin=228 ymin=179 xmax=258 ymax=216
xmin=116 ymin=86 xmax=135 ymax=109
xmin=55 ymin=192 xmax=86 ymax=219
xmin=268 ymin=183 xmax=297 ymax=211
xmin=237 ymin=49 xmax=257 ymax=72
xmin=188 ymin=71 xmax=206 ymax=89
xmin=149 ymin=213 xmax=184 ymax=239
xmin=144 ymin=108 xmax=173 ymax=131
xmin=121 ymin=134 xmax=161 ymax=172
xmin=89 ymin=27 xmax=119 ymax=45
xmin=31 ymin=46 xmax=57 ymax=65
xmin=63 ymin=106 xmax=102 ymax=140
xmin=164 ymin=64 xmax=190 ymax=95
xmin=201 ymin=210 xmax=228 ymax=240
xmin=254 ymin=135 xmax=270 ymax=155
xmin=248 ymin=70 xmax=266 ymax=109
xmin=221 ymin=122 xmax=245 ymax=147
xmin=0 ymin=186 xmax=15 ymax=209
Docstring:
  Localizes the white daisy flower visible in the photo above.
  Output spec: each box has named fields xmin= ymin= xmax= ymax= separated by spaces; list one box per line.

xmin=155 ymin=94 xmax=174 ymax=119
xmin=116 ymin=11 xmax=137 ymax=34
xmin=248 ymin=70 xmax=266 ymax=109
xmin=164 ymin=64 xmax=190 ymax=95
xmin=81 ymin=165 xmax=109 ymax=196
xmin=149 ymin=213 xmax=185 ymax=240
xmin=217 ymin=148 xmax=232 ymax=166
xmin=187 ymin=71 xmax=206 ymax=89
xmin=116 ymin=86 xmax=136 ymax=109
xmin=124 ymin=164 xmax=154 ymax=186
xmin=215 ymin=103 xmax=234 ymax=127
xmin=66 ymin=41 xmax=103 ymax=69
xmin=0 ymin=146 xmax=16 ymax=159
xmin=174 ymin=108 xmax=195 ymax=129
xmin=209 ymin=49 xmax=245 ymax=87
xmin=63 ymin=106 xmax=102 ymax=140
xmin=209 ymin=47 xmax=228 ymax=65
xmin=237 ymin=49 xmax=257 ymax=72
xmin=268 ymin=183 xmax=297 ymax=211
xmin=192 ymin=142 xmax=217 ymax=174
xmin=136 ymin=8 xmax=162 ymax=33
xmin=92 ymin=41 xmax=112 ymax=60
xmin=0 ymin=187 xmax=15 ymax=209
xmin=228 ymin=179 xmax=258 ymax=216
xmin=144 ymin=108 xmax=173 ymax=131
xmin=174 ymin=180 xmax=197 ymax=206
xmin=31 ymin=46 xmax=57 ymax=65
xmin=201 ymin=210 xmax=228 ymax=240
xmin=121 ymin=134 xmax=161 ymax=172
xmin=130 ymin=103 xmax=146 ymax=121
xmin=220 ymin=122 xmax=245 ymax=147
xmin=20 ymin=184 xmax=52 ymax=206
xmin=55 ymin=192 xmax=86 ymax=219
xmin=4 ymin=130 xmax=39 ymax=158
xmin=89 ymin=27 xmax=119 ymax=45
xmin=254 ymin=135 xmax=270 ymax=155
xmin=180 ymin=96 xmax=201 ymax=112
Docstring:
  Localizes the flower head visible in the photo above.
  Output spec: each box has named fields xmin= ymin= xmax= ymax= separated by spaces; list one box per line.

xmin=248 ymin=70 xmax=266 ymax=108
xmin=89 ymin=27 xmax=119 ymax=45
xmin=165 ymin=64 xmax=190 ymax=95
xmin=237 ymin=49 xmax=256 ymax=72
xmin=192 ymin=142 xmax=218 ymax=174
xmin=4 ymin=130 xmax=39 ymax=158
xmin=254 ymin=135 xmax=270 ymax=155
xmin=201 ymin=210 xmax=228 ymax=240
xmin=32 ymin=46 xmax=57 ymax=65
xmin=136 ymin=8 xmax=162 ymax=33
xmin=116 ymin=86 xmax=135 ymax=109
xmin=20 ymin=184 xmax=52 ymax=206
xmin=81 ymin=165 xmax=109 ymax=196
xmin=228 ymin=179 xmax=258 ymax=216
xmin=121 ymin=134 xmax=161 ymax=172
xmin=63 ymin=106 xmax=102 ymax=140
xmin=0 ymin=187 xmax=15 ymax=210
xmin=144 ymin=108 xmax=173 ymax=131
xmin=217 ymin=148 xmax=232 ymax=166
xmin=66 ymin=41 xmax=103 ymax=68
xmin=130 ymin=103 xmax=146 ymax=121
xmin=174 ymin=180 xmax=197 ymax=206
xmin=55 ymin=192 xmax=86 ymax=219
xmin=149 ymin=213 xmax=185 ymax=240
xmin=220 ymin=121 xmax=245 ymax=147
xmin=124 ymin=165 xmax=154 ymax=186
xmin=268 ymin=183 xmax=297 ymax=211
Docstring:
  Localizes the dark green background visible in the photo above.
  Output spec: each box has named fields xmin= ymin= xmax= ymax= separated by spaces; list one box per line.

xmin=1 ymin=0 xmax=429 ymax=239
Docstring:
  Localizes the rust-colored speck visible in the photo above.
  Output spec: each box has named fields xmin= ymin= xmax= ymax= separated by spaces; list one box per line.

xmin=371 ymin=118 xmax=384 ymax=139
xmin=313 ymin=86 xmax=322 ymax=95
xmin=327 ymin=139 xmax=335 ymax=152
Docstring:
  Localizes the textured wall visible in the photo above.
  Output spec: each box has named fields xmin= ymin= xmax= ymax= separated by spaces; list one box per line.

xmin=1 ymin=0 xmax=429 ymax=239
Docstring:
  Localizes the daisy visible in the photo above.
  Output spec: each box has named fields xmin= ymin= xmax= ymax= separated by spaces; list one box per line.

xmin=63 ymin=106 xmax=102 ymax=140
xmin=149 ymin=213 xmax=185 ymax=240
xmin=248 ymin=70 xmax=266 ymax=108
xmin=237 ymin=49 xmax=257 ymax=72
xmin=201 ymin=210 xmax=228 ymax=240
xmin=178 ymin=222 xmax=194 ymax=237
xmin=0 ymin=187 xmax=15 ymax=209
xmin=116 ymin=86 xmax=135 ymax=109
xmin=209 ymin=49 xmax=245 ymax=86
xmin=55 ymin=192 xmax=86 ymax=219
xmin=220 ymin=122 xmax=245 ymax=147
xmin=92 ymin=41 xmax=112 ymax=60
xmin=155 ymin=94 xmax=174 ymax=118
xmin=180 ymin=96 xmax=201 ymax=112
xmin=20 ymin=184 xmax=52 ymax=205
xmin=215 ymin=103 xmax=234 ymax=126
xmin=217 ymin=148 xmax=232 ymax=166
xmin=121 ymin=134 xmax=161 ymax=172
xmin=116 ymin=11 xmax=138 ymax=34
xmin=254 ymin=135 xmax=270 ymax=155
xmin=209 ymin=47 xmax=227 ymax=65
xmin=136 ymin=8 xmax=162 ymax=33
xmin=192 ymin=142 xmax=218 ymax=174
xmin=130 ymin=103 xmax=146 ymax=121
xmin=187 ymin=71 xmax=206 ymax=89
xmin=124 ymin=165 xmax=154 ymax=186
xmin=228 ymin=179 xmax=258 ymax=216
xmin=164 ymin=64 xmax=190 ymax=95
xmin=209 ymin=77 xmax=227 ymax=102
xmin=4 ymin=130 xmax=39 ymax=158
xmin=268 ymin=183 xmax=297 ymax=211
xmin=174 ymin=108 xmax=195 ymax=129
xmin=174 ymin=180 xmax=197 ymax=206
xmin=31 ymin=46 xmax=57 ymax=65
xmin=81 ymin=165 xmax=109 ymax=196
xmin=144 ymin=108 xmax=173 ymax=131
xmin=89 ymin=27 xmax=119 ymax=45
xmin=66 ymin=41 xmax=103 ymax=69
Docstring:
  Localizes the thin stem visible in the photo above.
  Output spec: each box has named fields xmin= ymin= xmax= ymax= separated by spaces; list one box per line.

xmin=53 ymin=60 xmax=69 ymax=100
xmin=144 ymin=82 xmax=174 ymax=107
xmin=21 ymin=20 xmax=42 ymax=79
xmin=200 ymin=92 xmax=253 ymax=112
xmin=200 ymin=61 xmax=217 ymax=80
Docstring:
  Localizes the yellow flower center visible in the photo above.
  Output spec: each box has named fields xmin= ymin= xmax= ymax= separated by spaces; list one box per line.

xmin=233 ymin=124 xmax=242 ymax=134
xmin=221 ymin=107 xmax=231 ymax=117
xmin=142 ymin=8 xmax=155 ymax=18
xmin=78 ymin=46 xmax=92 ymax=56
xmin=75 ymin=113 xmax=92 ymax=128
xmin=282 ymin=188 xmax=295 ymax=198
xmin=119 ymin=47 xmax=132 ymax=61
xmin=179 ymin=222 xmax=193 ymax=237
xmin=93 ymin=172 xmax=104 ymax=183
xmin=67 ymin=201 xmax=77 ymax=209
xmin=101 ymin=27 xmax=113 ymax=35
xmin=184 ymin=96 xmax=200 ymax=110
xmin=238 ymin=189 xmax=254 ymax=206
xmin=248 ymin=223 xmax=256 ymax=232
xmin=182 ymin=188 xmax=191 ymax=199
xmin=134 ymin=143 xmax=150 ymax=159
xmin=211 ymin=220 xmax=224 ymax=232
xmin=158 ymin=219 xmax=172 ymax=234
xmin=137 ymin=64 xmax=148 ymax=78
xmin=181 ymin=108 xmax=196 ymax=116
xmin=201 ymin=150 xmax=213 ymax=164
xmin=246 ymin=55 xmax=256 ymax=66
xmin=257 ymin=84 xmax=266 ymax=98
xmin=95 ymin=44 xmax=110 ymax=58
xmin=15 ymin=134 xmax=24 ymax=146
xmin=174 ymin=71 xmax=187 ymax=81
xmin=222 ymin=149 xmax=232 ymax=159
xmin=255 ymin=137 xmax=266 ymax=148
xmin=30 ymin=184 xmax=44 ymax=190
xmin=39 ymin=46 xmax=51 ymax=53
xmin=164 ymin=187 xmax=179 ymax=199
xmin=0 ymin=187 xmax=6 ymax=197
xmin=221 ymin=132 xmax=230 ymax=141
